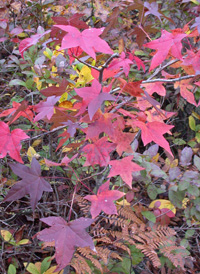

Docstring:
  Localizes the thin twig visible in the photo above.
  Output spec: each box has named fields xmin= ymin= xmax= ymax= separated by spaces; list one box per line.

xmin=142 ymin=74 xmax=195 ymax=83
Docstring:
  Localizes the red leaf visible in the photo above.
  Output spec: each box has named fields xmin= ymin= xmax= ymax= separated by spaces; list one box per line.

xmin=129 ymin=120 xmax=174 ymax=157
xmin=182 ymin=50 xmax=200 ymax=75
xmin=75 ymin=79 xmax=115 ymax=120
xmin=0 ymin=101 xmax=34 ymax=123
xmin=36 ymin=217 xmax=95 ymax=271
xmin=40 ymin=79 xmax=68 ymax=97
xmin=4 ymin=158 xmax=53 ymax=210
xmin=174 ymin=79 xmax=196 ymax=106
xmin=84 ymin=180 xmax=125 ymax=218
xmin=34 ymin=96 xmax=60 ymax=122
xmin=45 ymin=154 xmax=77 ymax=167
xmin=19 ymin=30 xmax=51 ymax=58
xmin=108 ymin=52 xmax=133 ymax=76
xmin=108 ymin=156 xmax=145 ymax=188
xmin=144 ymin=30 xmax=187 ymax=71
xmin=142 ymin=82 xmax=166 ymax=96
xmin=119 ymin=78 xmax=143 ymax=97
xmin=110 ymin=130 xmax=135 ymax=156
xmin=52 ymin=13 xmax=88 ymax=29
xmin=128 ymin=51 xmax=145 ymax=71
xmin=91 ymin=67 xmax=120 ymax=81
xmin=85 ymin=112 xmax=117 ymax=139
xmin=0 ymin=121 xmax=29 ymax=163
xmin=54 ymin=25 xmax=113 ymax=60
xmin=82 ymin=137 xmax=116 ymax=167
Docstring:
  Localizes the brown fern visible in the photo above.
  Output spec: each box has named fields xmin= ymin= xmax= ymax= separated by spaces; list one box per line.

xmin=74 ymin=198 xmax=188 ymax=272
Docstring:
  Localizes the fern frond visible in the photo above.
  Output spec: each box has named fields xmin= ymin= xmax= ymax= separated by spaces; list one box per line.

xmin=71 ymin=253 xmax=92 ymax=274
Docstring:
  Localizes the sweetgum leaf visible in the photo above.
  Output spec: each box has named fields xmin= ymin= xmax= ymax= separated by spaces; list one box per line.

xmin=54 ymin=25 xmax=113 ymax=60
xmin=82 ymin=137 xmax=116 ymax=167
xmin=36 ymin=217 xmax=95 ymax=271
xmin=144 ymin=30 xmax=187 ymax=71
xmin=108 ymin=156 xmax=145 ymax=188
xmin=75 ymin=79 xmax=115 ymax=120
xmin=4 ymin=158 xmax=53 ymax=210
xmin=0 ymin=121 xmax=29 ymax=163
xmin=84 ymin=180 xmax=125 ymax=218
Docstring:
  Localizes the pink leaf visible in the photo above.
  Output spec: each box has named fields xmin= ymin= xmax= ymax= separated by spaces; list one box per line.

xmin=85 ymin=180 xmax=125 ymax=218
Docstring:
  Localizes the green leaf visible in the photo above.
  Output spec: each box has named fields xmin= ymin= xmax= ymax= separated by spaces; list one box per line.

xmin=189 ymin=115 xmax=196 ymax=131
xmin=173 ymin=138 xmax=186 ymax=145
xmin=188 ymin=185 xmax=199 ymax=196
xmin=169 ymin=188 xmax=185 ymax=208
xmin=8 ymin=264 xmax=16 ymax=274
xmin=41 ymin=256 xmax=51 ymax=274
xmin=130 ymin=245 xmax=144 ymax=265
xmin=185 ymin=229 xmax=195 ymax=239
xmin=9 ymin=79 xmax=27 ymax=87
xmin=196 ymin=132 xmax=200 ymax=142
xmin=141 ymin=211 xmax=156 ymax=223
xmin=178 ymin=180 xmax=190 ymax=191
xmin=147 ymin=184 xmax=158 ymax=200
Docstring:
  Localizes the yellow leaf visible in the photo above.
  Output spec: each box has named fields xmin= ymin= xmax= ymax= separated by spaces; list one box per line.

xmin=190 ymin=0 xmax=199 ymax=4
xmin=44 ymin=266 xmax=64 ymax=274
xmin=182 ymin=198 xmax=189 ymax=209
xmin=58 ymin=101 xmax=73 ymax=109
xmin=23 ymin=262 xmax=40 ymax=274
xmin=116 ymin=199 xmax=130 ymax=206
xmin=53 ymin=46 xmax=64 ymax=57
xmin=51 ymin=66 xmax=58 ymax=77
xmin=32 ymin=139 xmax=42 ymax=147
xmin=1 ymin=230 xmax=13 ymax=242
xmin=77 ymin=65 xmax=94 ymax=86
xmin=62 ymin=147 xmax=72 ymax=153
xmin=152 ymin=153 xmax=159 ymax=162
xmin=51 ymin=5 xmax=65 ymax=12
xmin=33 ymin=77 xmax=42 ymax=91
xmin=17 ymin=239 xmax=30 ymax=245
xmin=43 ymin=48 xmax=53 ymax=60
xmin=149 ymin=199 xmax=176 ymax=214
xmin=18 ymin=32 xmax=28 ymax=38
xmin=27 ymin=147 xmax=40 ymax=162
xmin=59 ymin=92 xmax=68 ymax=103
xmin=165 ymin=158 xmax=178 ymax=168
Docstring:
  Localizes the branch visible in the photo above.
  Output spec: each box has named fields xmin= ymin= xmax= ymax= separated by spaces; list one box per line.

xmin=142 ymin=74 xmax=195 ymax=84
xmin=147 ymin=59 xmax=179 ymax=80
xmin=75 ymin=56 xmax=101 ymax=71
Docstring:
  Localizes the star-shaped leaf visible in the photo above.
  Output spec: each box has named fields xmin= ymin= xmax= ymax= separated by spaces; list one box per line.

xmin=54 ymin=25 xmax=113 ymax=60
xmin=108 ymin=156 xmax=145 ymax=188
xmin=75 ymin=79 xmax=115 ymax=120
xmin=108 ymin=52 xmax=133 ymax=76
xmin=36 ymin=217 xmax=95 ymax=271
xmin=129 ymin=120 xmax=174 ymax=157
xmin=84 ymin=180 xmax=125 ymax=218
xmin=19 ymin=30 xmax=51 ymax=58
xmin=144 ymin=30 xmax=187 ymax=71
xmin=82 ymin=137 xmax=116 ymax=167
xmin=4 ymin=158 xmax=53 ymax=210
xmin=0 ymin=122 xmax=29 ymax=163
xmin=34 ymin=96 xmax=60 ymax=122
xmin=0 ymin=101 xmax=34 ymax=123
xmin=174 ymin=79 xmax=197 ymax=106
